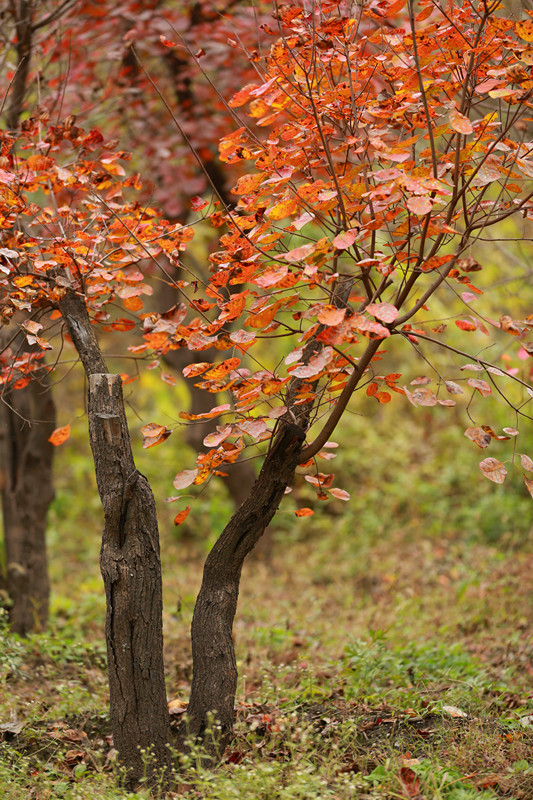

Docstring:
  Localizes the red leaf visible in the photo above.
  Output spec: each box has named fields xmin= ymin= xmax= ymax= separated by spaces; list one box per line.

xmin=48 ymin=424 xmax=70 ymax=446
xmin=375 ymin=391 xmax=391 ymax=404
xmin=294 ymin=507 xmax=314 ymax=517
xmin=174 ymin=507 xmax=190 ymax=526
xmin=160 ymin=35 xmax=177 ymax=47
xmin=191 ymin=196 xmax=208 ymax=211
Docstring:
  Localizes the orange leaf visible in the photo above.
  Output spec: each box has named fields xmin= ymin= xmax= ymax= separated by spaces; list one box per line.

xmin=245 ymin=303 xmax=279 ymax=329
xmin=516 ymin=19 xmax=533 ymax=42
xmin=123 ymin=296 xmax=143 ymax=312
xmin=141 ymin=422 xmax=167 ymax=438
xmin=232 ymin=173 xmax=263 ymax=194
xmin=111 ymin=318 xmax=135 ymax=332
xmin=294 ymin=507 xmax=314 ymax=517
xmin=27 ymin=154 xmax=55 ymax=171
xmin=142 ymin=430 xmax=171 ymax=449
xmin=178 ymin=403 xmax=231 ymax=421
xmin=174 ymin=507 xmax=191 ymax=526
xmin=48 ymin=424 xmax=70 ymax=446
xmin=317 ymin=305 xmax=346 ymax=326
xmin=204 ymin=357 xmax=241 ymax=380
xmin=375 ymin=391 xmax=391 ymax=404
xmin=228 ymin=83 xmax=260 ymax=108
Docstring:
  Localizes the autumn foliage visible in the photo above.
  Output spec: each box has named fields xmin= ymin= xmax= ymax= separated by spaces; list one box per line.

xmin=2 ymin=0 xmax=533 ymax=782
xmin=2 ymin=0 xmax=533 ymax=507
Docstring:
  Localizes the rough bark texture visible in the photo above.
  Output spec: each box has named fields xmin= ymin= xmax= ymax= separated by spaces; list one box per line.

xmin=0 ymin=355 xmax=54 ymax=634
xmin=5 ymin=0 xmax=33 ymax=132
xmin=89 ymin=373 xmax=172 ymax=786
xmin=59 ymin=290 xmax=172 ymax=787
xmin=180 ymin=421 xmax=305 ymax=758
xmin=0 ymin=1 xmax=54 ymax=636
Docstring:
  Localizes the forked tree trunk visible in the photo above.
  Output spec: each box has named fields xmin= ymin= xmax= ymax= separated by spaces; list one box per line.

xmin=59 ymin=290 xmax=172 ymax=787
xmin=0 ymin=362 xmax=55 ymax=635
xmin=181 ymin=279 xmax=357 ymax=756
xmin=180 ymin=421 xmax=305 ymax=757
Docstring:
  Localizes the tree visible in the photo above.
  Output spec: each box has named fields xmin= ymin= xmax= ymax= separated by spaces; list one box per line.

xmin=0 ymin=0 xmax=271 ymax=632
xmin=1 ymin=0 xmax=533 ymax=789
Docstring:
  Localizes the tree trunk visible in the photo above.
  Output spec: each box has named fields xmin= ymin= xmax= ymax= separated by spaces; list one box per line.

xmin=182 ymin=278 xmax=357 ymax=756
xmin=0 ymin=2 xmax=54 ymax=636
xmin=181 ymin=421 xmax=305 ymax=758
xmin=59 ymin=290 xmax=172 ymax=788
xmin=0 ymin=362 xmax=54 ymax=635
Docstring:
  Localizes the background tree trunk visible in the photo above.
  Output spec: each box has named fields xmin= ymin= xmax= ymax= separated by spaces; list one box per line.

xmin=59 ymin=291 xmax=172 ymax=787
xmin=0 ymin=0 xmax=55 ymax=636
xmin=0 ymin=357 xmax=54 ymax=634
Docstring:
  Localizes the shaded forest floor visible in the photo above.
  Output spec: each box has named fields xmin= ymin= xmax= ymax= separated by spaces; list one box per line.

xmin=1 ymin=522 xmax=532 ymax=799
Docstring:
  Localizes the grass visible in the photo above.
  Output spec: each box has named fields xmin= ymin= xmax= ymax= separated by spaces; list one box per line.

xmin=1 ymin=365 xmax=532 ymax=798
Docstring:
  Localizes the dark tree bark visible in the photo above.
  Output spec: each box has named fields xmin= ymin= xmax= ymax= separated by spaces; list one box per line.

xmin=59 ymin=290 xmax=172 ymax=787
xmin=5 ymin=0 xmax=33 ymax=132
xmin=0 ymin=356 xmax=55 ymax=635
xmin=180 ymin=420 xmax=305 ymax=757
xmin=0 ymin=1 xmax=56 ymax=636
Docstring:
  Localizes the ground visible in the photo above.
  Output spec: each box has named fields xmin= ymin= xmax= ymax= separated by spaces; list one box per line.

xmin=0 ymin=384 xmax=532 ymax=799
